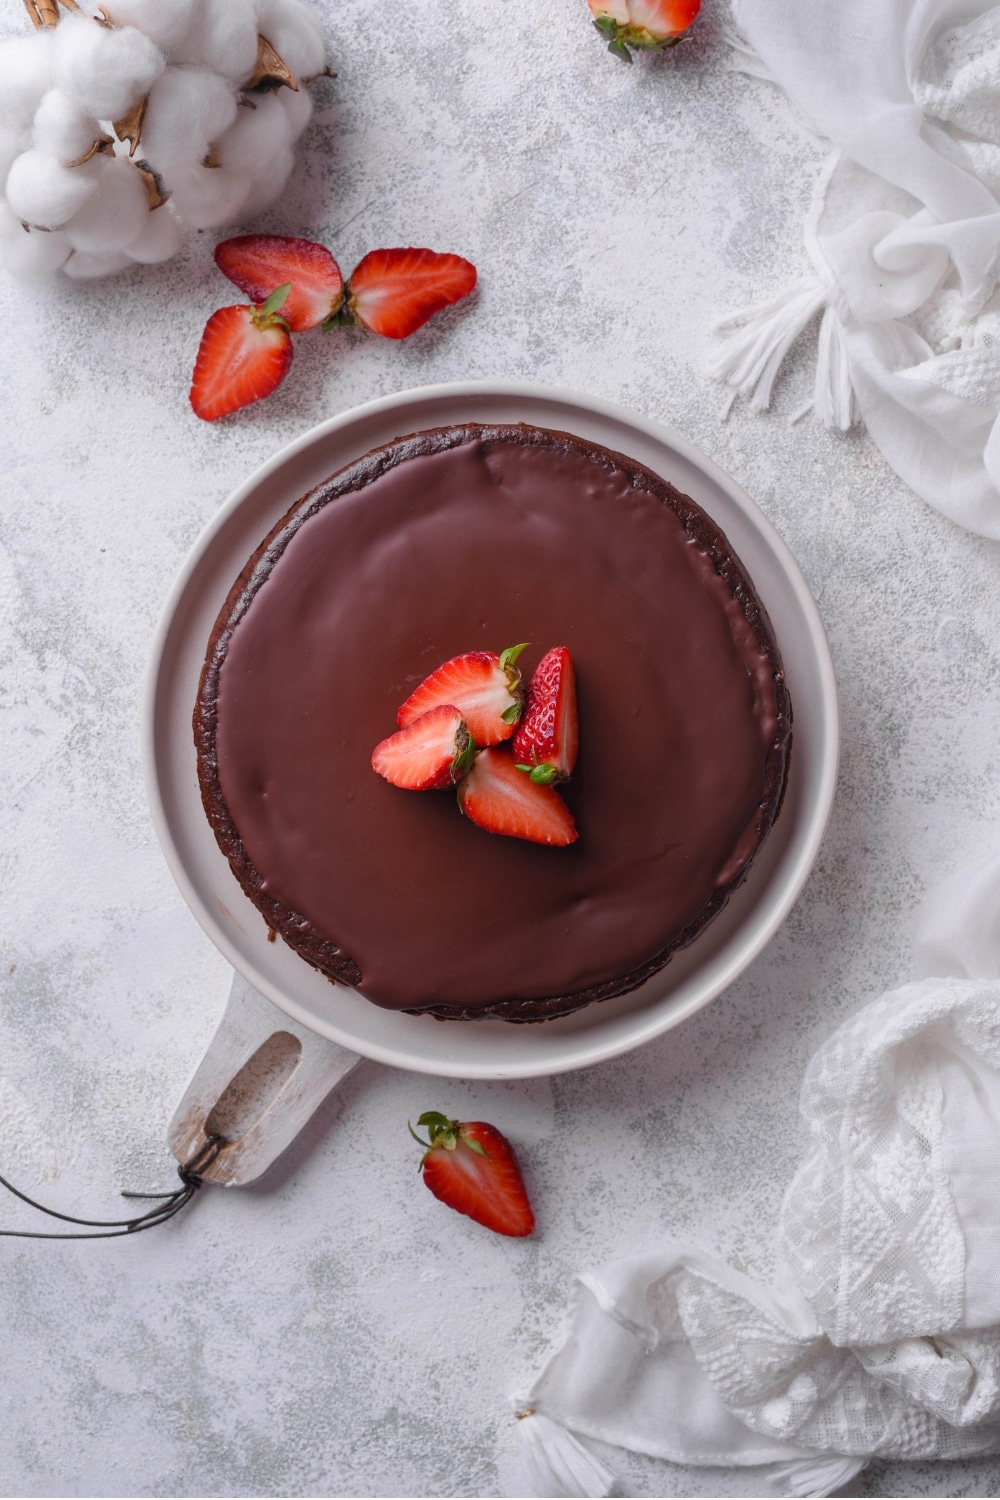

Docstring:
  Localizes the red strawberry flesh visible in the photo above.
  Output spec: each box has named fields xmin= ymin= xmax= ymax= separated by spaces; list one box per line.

xmin=513 ymin=646 xmax=578 ymax=781
xmin=189 ymin=298 xmax=293 ymax=422
xmin=414 ymin=1112 xmax=534 ymax=1238
xmin=458 ymin=746 xmax=577 ymax=846
xmin=630 ymin=0 xmax=701 ymax=38
xmin=397 ymin=646 xmax=525 ymax=746
xmin=214 ymin=235 xmax=344 ymax=332
xmin=347 ymin=247 xmax=477 ymax=339
xmin=372 ymin=705 xmax=474 ymax=791
xmin=589 ymin=0 xmax=700 ymax=48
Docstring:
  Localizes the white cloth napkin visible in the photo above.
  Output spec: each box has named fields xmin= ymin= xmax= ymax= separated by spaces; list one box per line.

xmin=710 ymin=0 xmax=1000 ymax=538
xmin=514 ymin=851 xmax=1000 ymax=1497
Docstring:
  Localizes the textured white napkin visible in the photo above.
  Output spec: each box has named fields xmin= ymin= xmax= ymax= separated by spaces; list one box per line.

xmin=514 ymin=851 xmax=1000 ymax=1497
xmin=710 ymin=0 xmax=1000 ymax=538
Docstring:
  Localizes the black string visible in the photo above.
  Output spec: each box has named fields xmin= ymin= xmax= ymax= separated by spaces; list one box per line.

xmin=0 ymin=1136 xmax=224 ymax=1240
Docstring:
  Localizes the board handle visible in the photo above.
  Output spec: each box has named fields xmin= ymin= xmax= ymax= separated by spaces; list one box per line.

xmin=168 ymin=971 xmax=363 ymax=1186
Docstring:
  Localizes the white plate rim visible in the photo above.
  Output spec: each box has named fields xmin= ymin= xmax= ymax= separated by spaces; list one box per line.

xmin=142 ymin=378 xmax=840 ymax=1079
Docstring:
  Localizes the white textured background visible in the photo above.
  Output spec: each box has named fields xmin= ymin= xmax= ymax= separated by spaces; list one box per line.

xmin=3 ymin=0 xmax=1000 ymax=1495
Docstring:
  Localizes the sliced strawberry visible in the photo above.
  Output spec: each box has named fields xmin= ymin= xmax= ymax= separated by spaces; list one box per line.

xmin=458 ymin=746 xmax=578 ymax=846
xmin=214 ymin=235 xmax=344 ymax=333
xmin=590 ymin=0 xmax=700 ymax=60
xmin=212 ymin=234 xmax=341 ymax=334
xmin=397 ymin=645 xmax=526 ymax=746
xmin=346 ymin=247 xmax=477 ymax=339
xmin=628 ymin=0 xmax=701 ymax=37
xmin=190 ymin=286 xmax=293 ymax=421
xmin=513 ymin=646 xmax=578 ymax=783
xmin=411 ymin=1111 xmax=534 ymax=1238
xmin=372 ymin=705 xmax=475 ymax=791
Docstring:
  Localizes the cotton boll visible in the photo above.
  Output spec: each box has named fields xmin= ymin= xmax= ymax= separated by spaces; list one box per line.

xmin=103 ymin=0 xmax=198 ymax=56
xmin=5 ymin=148 xmax=97 ymax=228
xmin=141 ymin=66 xmax=237 ymax=179
xmin=257 ymin=0 xmax=326 ymax=81
xmin=0 ymin=30 xmax=56 ymax=133
xmin=215 ymin=94 xmax=290 ymax=175
xmin=32 ymin=90 xmax=102 ymax=164
xmin=0 ymin=197 xmax=28 ymax=248
xmin=125 ymin=201 xmax=183 ymax=262
xmin=233 ymin=146 xmax=294 ymax=219
xmin=173 ymin=0 xmax=262 ymax=84
xmin=0 ymin=200 xmax=71 ymax=279
xmin=278 ymin=86 xmax=313 ymax=141
xmin=63 ymin=247 xmax=132 ymax=278
xmin=169 ymin=161 xmax=251 ymax=228
xmin=54 ymin=14 xmax=164 ymax=121
xmin=63 ymin=155 xmax=149 ymax=252
xmin=0 ymin=128 xmax=26 ymax=192
xmin=2 ymin=226 xmax=73 ymax=280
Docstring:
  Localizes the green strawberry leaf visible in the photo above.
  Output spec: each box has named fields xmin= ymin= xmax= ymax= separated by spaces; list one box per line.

xmin=451 ymin=738 xmax=478 ymax=780
xmin=416 ymin=1111 xmax=460 ymax=1150
xmin=261 ymin=282 xmax=292 ymax=315
xmin=529 ymin=764 xmax=560 ymax=784
xmin=321 ymin=304 xmax=354 ymax=331
xmin=499 ymin=642 xmax=529 ymax=673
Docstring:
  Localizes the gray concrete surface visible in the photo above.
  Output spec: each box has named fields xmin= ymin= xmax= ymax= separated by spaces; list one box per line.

xmin=3 ymin=0 xmax=1000 ymax=1494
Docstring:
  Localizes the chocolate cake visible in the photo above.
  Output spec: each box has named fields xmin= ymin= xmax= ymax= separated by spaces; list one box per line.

xmin=195 ymin=423 xmax=791 ymax=1023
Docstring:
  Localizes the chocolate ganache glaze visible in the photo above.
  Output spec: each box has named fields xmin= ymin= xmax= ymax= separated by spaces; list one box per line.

xmin=195 ymin=423 xmax=791 ymax=1022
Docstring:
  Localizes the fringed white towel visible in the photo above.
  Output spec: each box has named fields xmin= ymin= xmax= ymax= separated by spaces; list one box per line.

xmin=710 ymin=0 xmax=1000 ymax=538
xmin=513 ymin=850 xmax=1000 ymax=1497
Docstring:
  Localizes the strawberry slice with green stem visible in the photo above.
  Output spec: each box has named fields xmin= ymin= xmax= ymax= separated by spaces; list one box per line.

xmin=513 ymin=646 xmax=578 ymax=784
xmin=371 ymin=705 xmax=476 ymax=791
xmin=458 ymin=746 xmax=578 ymax=846
xmin=213 ymin=235 xmax=344 ymax=332
xmin=410 ymin=1111 xmax=535 ymax=1238
xmin=189 ymin=284 xmax=293 ymax=422
xmin=590 ymin=0 xmax=700 ymax=62
xmin=340 ymin=246 xmax=477 ymax=339
xmin=398 ymin=644 xmax=527 ymax=746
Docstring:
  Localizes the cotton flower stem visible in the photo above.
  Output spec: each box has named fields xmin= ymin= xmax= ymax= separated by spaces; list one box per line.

xmin=65 ymin=133 xmax=115 ymax=167
xmin=245 ymin=34 xmax=298 ymax=93
xmin=113 ymin=97 xmax=147 ymax=157
xmin=134 ymin=160 xmax=169 ymax=210
xmin=23 ymin=0 xmax=111 ymax=28
xmin=23 ymin=0 xmax=60 ymax=27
